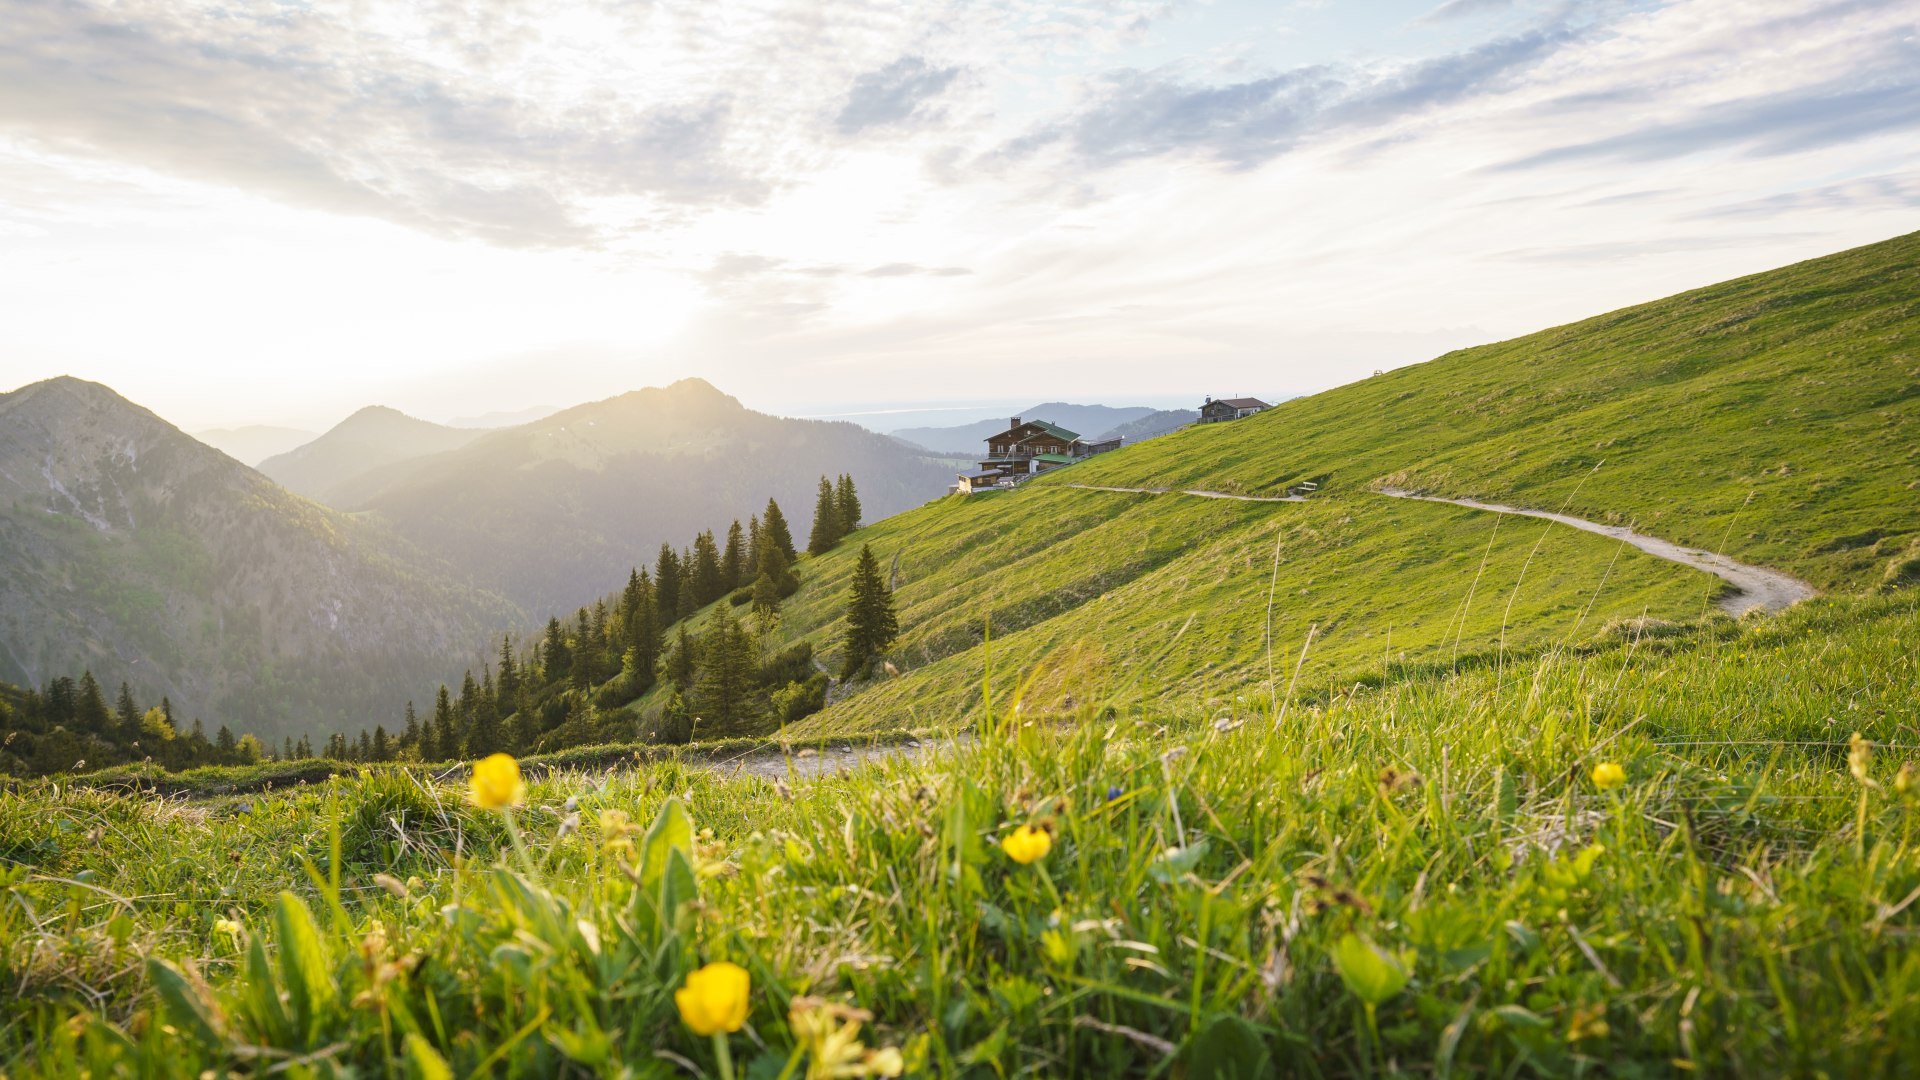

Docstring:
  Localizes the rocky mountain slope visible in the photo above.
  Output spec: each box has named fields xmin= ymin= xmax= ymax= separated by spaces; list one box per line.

xmin=0 ymin=378 xmax=515 ymax=739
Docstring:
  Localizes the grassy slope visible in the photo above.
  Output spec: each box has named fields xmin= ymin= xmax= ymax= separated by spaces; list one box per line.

xmin=751 ymin=232 xmax=1920 ymax=736
xmin=6 ymin=594 xmax=1916 ymax=1075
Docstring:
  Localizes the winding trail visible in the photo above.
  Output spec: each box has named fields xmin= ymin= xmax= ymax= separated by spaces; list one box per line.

xmin=1376 ymin=489 xmax=1815 ymax=616
xmin=1059 ymin=479 xmax=1815 ymax=616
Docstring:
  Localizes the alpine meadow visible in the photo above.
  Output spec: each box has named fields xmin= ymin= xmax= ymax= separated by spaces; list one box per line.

xmin=3 ymin=2 xmax=1919 ymax=1077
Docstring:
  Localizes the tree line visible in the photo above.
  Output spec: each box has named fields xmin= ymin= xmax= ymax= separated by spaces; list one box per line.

xmin=0 ymin=475 xmax=900 ymax=778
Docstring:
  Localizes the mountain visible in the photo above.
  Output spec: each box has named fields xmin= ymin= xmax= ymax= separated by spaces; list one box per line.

xmin=191 ymin=425 xmax=318 ymax=466
xmin=0 ymin=378 xmax=516 ymax=740
xmin=335 ymin=378 xmax=959 ymax=613
xmin=892 ymin=402 xmax=1163 ymax=454
xmin=1092 ymin=408 xmax=1197 ymax=444
xmin=258 ymin=406 xmax=484 ymax=504
xmin=662 ymin=230 xmax=1920 ymax=736
xmin=448 ymin=405 xmax=562 ymax=428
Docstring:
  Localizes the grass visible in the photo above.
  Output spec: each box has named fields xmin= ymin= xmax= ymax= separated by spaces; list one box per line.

xmin=2 ymin=592 xmax=1917 ymax=1075
xmin=643 ymin=231 xmax=1920 ymax=739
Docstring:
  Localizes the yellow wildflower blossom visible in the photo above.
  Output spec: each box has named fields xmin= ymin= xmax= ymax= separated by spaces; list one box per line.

xmin=1002 ymin=823 xmax=1052 ymax=864
xmin=468 ymin=753 xmax=526 ymax=810
xmin=676 ymin=961 xmax=750 ymax=1036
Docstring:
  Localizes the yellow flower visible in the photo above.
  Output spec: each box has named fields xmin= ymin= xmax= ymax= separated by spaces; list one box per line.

xmin=676 ymin=961 xmax=750 ymax=1036
xmin=468 ymin=753 xmax=526 ymax=809
xmin=1002 ymin=824 xmax=1052 ymax=864
xmin=865 ymin=1046 xmax=905 ymax=1077
xmin=1591 ymin=762 xmax=1626 ymax=791
xmin=1848 ymin=733 xmax=1878 ymax=789
xmin=213 ymin=918 xmax=242 ymax=938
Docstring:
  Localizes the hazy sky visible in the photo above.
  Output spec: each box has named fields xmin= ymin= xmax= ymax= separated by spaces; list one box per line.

xmin=1 ymin=0 xmax=1916 ymax=430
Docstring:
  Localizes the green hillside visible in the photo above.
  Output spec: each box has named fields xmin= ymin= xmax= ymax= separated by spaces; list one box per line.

xmin=738 ymin=231 xmax=1920 ymax=736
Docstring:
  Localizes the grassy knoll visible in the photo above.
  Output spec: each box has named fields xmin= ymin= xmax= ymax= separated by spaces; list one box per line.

xmin=4 ymin=593 xmax=1917 ymax=1075
xmin=1056 ymin=230 xmax=1920 ymax=591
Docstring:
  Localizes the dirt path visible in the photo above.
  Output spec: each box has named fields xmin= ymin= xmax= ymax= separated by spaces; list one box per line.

xmin=1375 ymin=489 xmax=1816 ymax=615
xmin=1064 ymin=483 xmax=1304 ymax=503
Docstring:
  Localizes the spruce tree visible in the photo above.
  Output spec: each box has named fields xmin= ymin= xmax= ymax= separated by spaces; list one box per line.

xmin=402 ymin=701 xmax=421 ymax=752
xmin=691 ymin=531 xmax=723 ymax=605
xmin=807 ymin=476 xmax=840 ymax=554
xmin=75 ymin=672 xmax=110 ymax=735
xmin=628 ymin=574 xmax=661 ymax=692
xmin=694 ymin=610 xmax=758 ymax=734
xmin=432 ymin=685 xmax=457 ymax=760
xmin=763 ymin=497 xmax=797 ymax=561
xmin=542 ymin=617 xmax=570 ymax=684
xmin=835 ymin=473 xmax=862 ymax=533
xmin=746 ymin=515 xmax=763 ymax=579
xmin=669 ymin=623 xmax=698 ymax=694
xmin=721 ymin=520 xmax=746 ymax=592
xmin=655 ymin=544 xmax=682 ymax=621
xmin=372 ymin=724 xmax=390 ymax=761
xmin=466 ymin=698 xmax=502 ymax=757
xmin=115 ymin=682 xmax=140 ymax=738
xmin=841 ymin=544 xmax=899 ymax=678
xmin=497 ymin=637 xmax=519 ymax=700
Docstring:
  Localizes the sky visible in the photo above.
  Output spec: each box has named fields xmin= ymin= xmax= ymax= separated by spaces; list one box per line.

xmin=0 ymin=0 xmax=1916 ymax=431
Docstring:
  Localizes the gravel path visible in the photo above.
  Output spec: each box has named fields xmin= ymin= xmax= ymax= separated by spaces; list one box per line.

xmin=1375 ymin=489 xmax=1816 ymax=615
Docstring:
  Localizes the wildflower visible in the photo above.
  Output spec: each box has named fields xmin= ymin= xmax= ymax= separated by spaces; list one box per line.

xmin=1848 ymin=733 xmax=1878 ymax=788
xmin=1002 ymin=824 xmax=1052 ymax=864
xmin=789 ymin=997 xmax=902 ymax=1078
xmin=373 ymin=873 xmax=410 ymax=899
xmin=1896 ymin=762 xmax=1916 ymax=797
xmin=1106 ymin=786 xmax=1124 ymax=802
xmin=675 ymin=961 xmax=750 ymax=1036
xmin=213 ymin=918 xmax=243 ymax=939
xmin=1591 ymin=762 xmax=1626 ymax=790
xmin=468 ymin=753 xmax=526 ymax=809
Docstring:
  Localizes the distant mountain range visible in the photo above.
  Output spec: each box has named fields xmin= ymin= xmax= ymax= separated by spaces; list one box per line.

xmin=892 ymin=402 xmax=1190 ymax=454
xmin=258 ymin=406 xmax=485 ymax=504
xmin=1093 ymin=408 xmax=1198 ymax=444
xmin=0 ymin=378 xmax=513 ymax=741
xmin=191 ymin=424 xmax=318 ymax=466
xmin=305 ymin=379 xmax=957 ymax=613
xmin=447 ymin=405 xmax=561 ymax=429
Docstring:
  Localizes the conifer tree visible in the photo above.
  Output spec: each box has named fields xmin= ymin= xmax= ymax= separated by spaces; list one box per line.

xmin=695 ymin=610 xmax=758 ymax=734
xmin=807 ymin=476 xmax=840 ymax=554
xmin=466 ymin=697 xmax=502 ymax=757
xmin=746 ymin=515 xmax=763 ymax=579
xmin=721 ymin=520 xmax=746 ymax=592
xmin=542 ymin=617 xmax=570 ymax=683
xmin=115 ymin=682 xmax=140 ymax=738
xmin=691 ymin=530 xmax=724 ymax=605
xmin=835 ymin=473 xmax=862 ymax=534
xmin=497 ymin=637 xmax=518 ymax=701
xmin=283 ymin=736 xmax=295 ymax=761
xmin=372 ymin=724 xmax=389 ymax=762
xmin=627 ymin=573 xmax=661 ymax=692
xmin=763 ymin=497 xmax=797 ymax=561
xmin=571 ymin=609 xmax=597 ymax=689
xmin=655 ymin=544 xmax=683 ymax=621
xmin=840 ymin=544 xmax=899 ymax=678
xmin=216 ymin=725 xmax=237 ymax=757
xmin=432 ymin=685 xmax=457 ymax=760
xmin=356 ymin=729 xmax=373 ymax=761
xmin=669 ymin=623 xmax=698 ymax=694
xmin=75 ymin=672 xmax=110 ymax=735
xmin=402 ymin=701 xmax=420 ymax=752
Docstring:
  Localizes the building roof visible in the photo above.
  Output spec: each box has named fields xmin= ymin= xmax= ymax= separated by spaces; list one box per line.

xmin=1212 ymin=397 xmax=1271 ymax=410
xmin=1033 ymin=452 xmax=1076 ymax=464
xmin=990 ymin=418 xmax=1080 ymax=443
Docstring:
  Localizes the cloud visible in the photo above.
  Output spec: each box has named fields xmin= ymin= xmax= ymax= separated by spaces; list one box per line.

xmin=1689 ymin=174 xmax=1920 ymax=220
xmin=835 ymin=56 xmax=963 ymax=135
xmin=997 ymin=25 xmax=1576 ymax=169
xmin=1422 ymin=0 xmax=1515 ymax=22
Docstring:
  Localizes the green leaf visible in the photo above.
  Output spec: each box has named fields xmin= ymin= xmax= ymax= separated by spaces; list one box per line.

xmin=1148 ymin=840 xmax=1210 ymax=884
xmin=1331 ymin=933 xmax=1412 ymax=1007
xmin=639 ymin=798 xmax=694 ymax=894
xmin=1189 ymin=1014 xmax=1271 ymax=1080
xmin=404 ymin=1033 xmax=454 ymax=1080
xmin=273 ymin=890 xmax=335 ymax=1045
xmin=146 ymin=958 xmax=222 ymax=1049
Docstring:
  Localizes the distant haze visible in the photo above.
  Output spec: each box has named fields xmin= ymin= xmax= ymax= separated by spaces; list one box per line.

xmin=1 ymin=0 xmax=1915 ymax=428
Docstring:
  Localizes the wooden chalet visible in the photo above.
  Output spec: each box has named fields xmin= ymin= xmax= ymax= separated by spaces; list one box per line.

xmin=1198 ymin=395 xmax=1271 ymax=423
xmin=955 ymin=415 xmax=1123 ymax=494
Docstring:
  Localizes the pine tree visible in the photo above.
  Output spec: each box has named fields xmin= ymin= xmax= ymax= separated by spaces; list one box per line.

xmin=432 ymin=685 xmax=457 ymax=760
xmin=283 ymin=736 xmax=295 ymax=761
xmin=497 ymin=637 xmax=519 ymax=701
xmin=694 ymin=610 xmax=758 ymax=735
xmin=807 ymin=476 xmax=840 ymax=554
xmin=571 ymin=609 xmax=596 ymax=689
xmin=628 ymin=573 xmax=661 ymax=693
xmin=669 ymin=623 xmax=698 ymax=694
xmin=402 ymin=701 xmax=421 ymax=752
xmin=75 ymin=672 xmax=110 ymax=735
xmin=541 ymin=617 xmax=570 ymax=684
xmin=746 ymin=515 xmax=763 ymax=579
xmin=841 ymin=544 xmax=899 ymax=678
xmin=655 ymin=544 xmax=683 ymax=621
xmin=296 ymin=735 xmax=312 ymax=759
xmin=835 ymin=473 xmax=862 ymax=534
xmin=216 ymin=725 xmax=237 ymax=757
xmin=372 ymin=725 xmax=390 ymax=762
xmin=763 ymin=497 xmax=798 ymax=561
xmin=466 ymin=697 xmax=502 ymax=757
xmin=721 ymin=520 xmax=746 ymax=592
xmin=691 ymin=531 xmax=723 ymax=605
xmin=356 ymin=729 xmax=373 ymax=761
xmin=114 ymin=682 xmax=140 ymax=738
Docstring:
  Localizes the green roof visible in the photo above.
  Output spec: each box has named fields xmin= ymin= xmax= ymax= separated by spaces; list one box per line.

xmin=1034 ymin=452 xmax=1076 ymax=464
xmin=1027 ymin=420 xmax=1080 ymax=442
